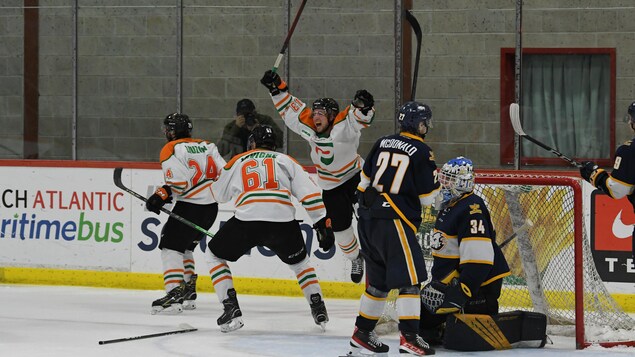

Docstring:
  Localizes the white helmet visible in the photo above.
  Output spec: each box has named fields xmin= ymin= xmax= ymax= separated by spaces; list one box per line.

xmin=438 ymin=156 xmax=475 ymax=205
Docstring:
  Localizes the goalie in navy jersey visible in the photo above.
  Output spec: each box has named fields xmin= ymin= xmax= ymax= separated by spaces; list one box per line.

xmin=419 ymin=156 xmax=511 ymax=347
xmin=347 ymin=101 xmax=439 ymax=356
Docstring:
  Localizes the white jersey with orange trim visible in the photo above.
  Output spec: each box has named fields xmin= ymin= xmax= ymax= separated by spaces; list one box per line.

xmin=211 ymin=149 xmax=327 ymax=223
xmin=159 ymin=138 xmax=226 ymax=205
xmin=269 ymin=90 xmax=374 ymax=190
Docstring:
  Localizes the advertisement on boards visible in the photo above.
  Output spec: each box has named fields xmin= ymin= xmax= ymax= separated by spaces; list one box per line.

xmin=590 ymin=190 xmax=635 ymax=283
xmin=0 ymin=166 xmax=349 ymax=282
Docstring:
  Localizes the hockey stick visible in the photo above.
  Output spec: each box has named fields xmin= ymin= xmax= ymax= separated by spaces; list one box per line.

xmin=272 ymin=0 xmax=308 ymax=73
xmin=509 ymin=103 xmax=582 ymax=168
xmin=113 ymin=167 xmax=214 ymax=239
xmin=98 ymin=323 xmax=197 ymax=345
xmin=405 ymin=9 xmax=422 ymax=101
xmin=499 ymin=218 xmax=534 ymax=249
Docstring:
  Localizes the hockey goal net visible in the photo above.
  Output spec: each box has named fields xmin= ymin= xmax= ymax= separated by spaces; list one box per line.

xmin=377 ymin=172 xmax=635 ymax=349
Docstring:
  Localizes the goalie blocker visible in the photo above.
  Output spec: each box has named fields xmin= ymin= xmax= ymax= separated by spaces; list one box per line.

xmin=442 ymin=310 xmax=547 ymax=351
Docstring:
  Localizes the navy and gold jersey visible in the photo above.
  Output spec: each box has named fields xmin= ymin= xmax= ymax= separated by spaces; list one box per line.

xmin=430 ymin=192 xmax=510 ymax=294
xmin=607 ymin=139 xmax=635 ymax=209
xmin=358 ymin=132 xmax=440 ymax=225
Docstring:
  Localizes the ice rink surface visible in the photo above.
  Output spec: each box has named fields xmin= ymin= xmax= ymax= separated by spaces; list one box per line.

xmin=1 ymin=284 xmax=634 ymax=357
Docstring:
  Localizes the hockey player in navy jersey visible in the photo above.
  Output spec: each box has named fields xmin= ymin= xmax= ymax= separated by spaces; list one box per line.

xmin=347 ymin=101 xmax=440 ymax=356
xmin=260 ymin=70 xmax=373 ymax=283
xmin=419 ymin=156 xmax=511 ymax=346
xmin=580 ymin=101 xmax=635 ymax=257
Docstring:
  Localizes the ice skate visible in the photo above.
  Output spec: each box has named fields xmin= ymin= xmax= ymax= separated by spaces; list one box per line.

xmin=151 ymin=284 xmax=184 ymax=315
xmin=350 ymin=255 xmax=364 ymax=283
xmin=182 ymin=274 xmax=197 ymax=310
xmin=348 ymin=327 xmax=389 ymax=356
xmin=217 ymin=288 xmax=243 ymax=333
xmin=309 ymin=293 xmax=328 ymax=331
xmin=399 ymin=332 xmax=436 ymax=355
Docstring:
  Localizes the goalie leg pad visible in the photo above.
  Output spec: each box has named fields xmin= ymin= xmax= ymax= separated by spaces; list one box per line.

xmin=443 ymin=310 xmax=547 ymax=351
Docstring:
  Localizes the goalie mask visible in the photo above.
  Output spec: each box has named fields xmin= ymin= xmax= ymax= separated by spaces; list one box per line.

xmin=439 ymin=156 xmax=475 ymax=206
xmin=163 ymin=113 xmax=192 ymax=142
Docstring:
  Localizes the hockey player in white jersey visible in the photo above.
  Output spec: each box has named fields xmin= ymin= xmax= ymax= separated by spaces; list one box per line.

xmin=260 ymin=70 xmax=374 ymax=283
xmin=207 ymin=125 xmax=335 ymax=332
xmin=146 ymin=113 xmax=226 ymax=314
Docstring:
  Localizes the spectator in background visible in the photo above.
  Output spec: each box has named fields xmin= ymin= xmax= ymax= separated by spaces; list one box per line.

xmin=217 ymin=98 xmax=284 ymax=160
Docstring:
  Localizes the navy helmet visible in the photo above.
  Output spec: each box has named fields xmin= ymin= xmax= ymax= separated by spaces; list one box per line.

xmin=398 ymin=101 xmax=432 ymax=134
xmin=626 ymin=101 xmax=635 ymax=123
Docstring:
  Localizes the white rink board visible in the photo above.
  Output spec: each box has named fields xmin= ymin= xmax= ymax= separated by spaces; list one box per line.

xmin=0 ymin=166 xmax=350 ymax=282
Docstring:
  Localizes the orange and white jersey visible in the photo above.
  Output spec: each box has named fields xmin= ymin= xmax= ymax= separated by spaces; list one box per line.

xmin=160 ymin=138 xmax=226 ymax=205
xmin=269 ymin=90 xmax=374 ymax=190
xmin=211 ymin=149 xmax=327 ymax=223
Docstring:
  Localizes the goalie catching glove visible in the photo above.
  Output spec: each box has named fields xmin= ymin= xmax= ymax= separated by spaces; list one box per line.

xmin=260 ymin=70 xmax=288 ymax=96
xmin=421 ymin=278 xmax=470 ymax=314
xmin=146 ymin=185 xmax=172 ymax=214
xmin=313 ymin=217 xmax=335 ymax=251
xmin=352 ymin=89 xmax=374 ymax=115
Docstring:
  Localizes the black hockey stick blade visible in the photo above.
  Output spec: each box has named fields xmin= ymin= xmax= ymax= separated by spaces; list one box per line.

xmin=99 ymin=324 xmax=197 ymax=345
xmin=272 ymin=0 xmax=308 ymax=72
xmin=405 ymin=9 xmax=422 ymax=101
xmin=113 ymin=168 xmax=214 ymax=238
xmin=509 ymin=103 xmax=582 ymax=168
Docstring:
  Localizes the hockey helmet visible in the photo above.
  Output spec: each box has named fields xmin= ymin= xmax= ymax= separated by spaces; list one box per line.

xmin=398 ymin=101 xmax=432 ymax=134
xmin=312 ymin=98 xmax=339 ymax=120
xmin=163 ymin=113 xmax=192 ymax=141
xmin=625 ymin=101 xmax=635 ymax=123
xmin=248 ymin=125 xmax=277 ymax=150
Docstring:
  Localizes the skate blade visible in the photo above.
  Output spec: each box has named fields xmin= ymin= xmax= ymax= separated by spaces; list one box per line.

xmin=151 ymin=303 xmax=183 ymax=315
xmin=346 ymin=346 xmax=388 ymax=357
xmin=219 ymin=317 xmax=244 ymax=333
xmin=319 ymin=322 xmax=326 ymax=332
xmin=182 ymin=300 xmax=196 ymax=310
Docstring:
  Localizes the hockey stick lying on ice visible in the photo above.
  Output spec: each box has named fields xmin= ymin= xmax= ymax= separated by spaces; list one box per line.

xmin=405 ymin=9 xmax=422 ymax=101
xmin=98 ymin=323 xmax=197 ymax=345
xmin=499 ymin=218 xmax=534 ymax=249
xmin=272 ymin=0 xmax=308 ymax=73
xmin=113 ymin=167 xmax=214 ymax=239
xmin=509 ymin=103 xmax=582 ymax=168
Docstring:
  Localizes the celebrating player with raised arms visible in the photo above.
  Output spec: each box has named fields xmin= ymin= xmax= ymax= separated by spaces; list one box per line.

xmin=147 ymin=113 xmax=226 ymax=314
xmin=206 ymin=125 xmax=334 ymax=332
xmin=260 ymin=70 xmax=374 ymax=283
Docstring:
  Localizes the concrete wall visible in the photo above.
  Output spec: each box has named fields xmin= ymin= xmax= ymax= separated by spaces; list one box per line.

xmin=2 ymin=1 xmax=635 ymax=167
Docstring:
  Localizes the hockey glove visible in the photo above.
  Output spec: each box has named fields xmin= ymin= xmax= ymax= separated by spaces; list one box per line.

xmin=579 ymin=161 xmax=608 ymax=187
xmin=352 ymin=89 xmax=374 ymax=115
xmin=146 ymin=185 xmax=173 ymax=215
xmin=260 ymin=70 xmax=288 ymax=96
xmin=313 ymin=217 xmax=335 ymax=251
xmin=356 ymin=186 xmax=379 ymax=209
xmin=428 ymin=278 xmax=469 ymax=314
